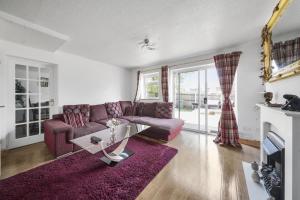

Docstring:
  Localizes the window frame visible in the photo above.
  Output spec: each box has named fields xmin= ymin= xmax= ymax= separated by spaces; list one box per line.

xmin=140 ymin=71 xmax=161 ymax=100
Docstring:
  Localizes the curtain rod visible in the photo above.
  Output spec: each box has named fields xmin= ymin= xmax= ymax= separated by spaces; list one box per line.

xmin=140 ymin=57 xmax=214 ymax=72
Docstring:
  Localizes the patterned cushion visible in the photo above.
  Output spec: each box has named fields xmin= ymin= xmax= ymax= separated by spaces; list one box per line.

xmin=105 ymin=102 xmax=123 ymax=118
xmin=155 ymin=102 xmax=173 ymax=119
xmin=64 ymin=112 xmax=85 ymax=128
xmin=63 ymin=104 xmax=90 ymax=124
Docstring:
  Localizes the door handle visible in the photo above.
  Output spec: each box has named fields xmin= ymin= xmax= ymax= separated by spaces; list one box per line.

xmin=0 ymin=105 xmax=5 ymax=108
xmin=204 ymin=98 xmax=207 ymax=104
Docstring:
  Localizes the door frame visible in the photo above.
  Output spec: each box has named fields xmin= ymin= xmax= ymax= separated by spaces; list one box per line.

xmin=172 ymin=64 xmax=215 ymax=134
xmin=6 ymin=56 xmax=57 ymax=149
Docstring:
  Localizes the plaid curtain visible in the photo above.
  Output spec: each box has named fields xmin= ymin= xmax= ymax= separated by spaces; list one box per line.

xmin=133 ymin=70 xmax=141 ymax=102
xmin=272 ymin=37 xmax=300 ymax=68
xmin=161 ymin=66 xmax=169 ymax=102
xmin=213 ymin=51 xmax=242 ymax=147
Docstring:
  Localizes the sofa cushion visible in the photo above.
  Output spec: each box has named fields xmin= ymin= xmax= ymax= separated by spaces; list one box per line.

xmin=124 ymin=106 xmax=134 ymax=116
xmin=63 ymin=104 xmax=90 ymax=124
xmin=73 ymin=122 xmax=107 ymax=138
xmin=105 ymin=102 xmax=123 ymax=118
xmin=132 ymin=102 xmax=141 ymax=116
xmin=90 ymin=104 xmax=108 ymax=122
xmin=119 ymin=101 xmax=132 ymax=115
xmin=64 ymin=112 xmax=85 ymax=128
xmin=140 ymin=102 xmax=157 ymax=117
xmin=155 ymin=102 xmax=173 ymax=119
xmin=96 ymin=118 xmax=129 ymax=126
xmin=120 ymin=116 xmax=143 ymax=123
xmin=137 ymin=116 xmax=184 ymax=131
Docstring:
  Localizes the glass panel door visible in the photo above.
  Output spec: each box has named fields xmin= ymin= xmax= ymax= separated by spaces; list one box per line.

xmin=177 ymin=70 xmax=200 ymax=130
xmin=10 ymin=60 xmax=54 ymax=148
xmin=207 ymin=67 xmax=222 ymax=133
xmin=174 ymin=64 xmax=234 ymax=134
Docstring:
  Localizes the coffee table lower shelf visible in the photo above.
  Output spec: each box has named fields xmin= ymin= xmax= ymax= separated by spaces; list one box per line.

xmin=100 ymin=148 xmax=134 ymax=166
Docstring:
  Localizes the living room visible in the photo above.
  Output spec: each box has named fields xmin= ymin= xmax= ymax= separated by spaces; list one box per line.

xmin=0 ymin=0 xmax=299 ymax=200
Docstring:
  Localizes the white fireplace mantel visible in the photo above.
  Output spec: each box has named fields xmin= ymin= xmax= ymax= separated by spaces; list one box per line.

xmin=257 ymin=104 xmax=300 ymax=200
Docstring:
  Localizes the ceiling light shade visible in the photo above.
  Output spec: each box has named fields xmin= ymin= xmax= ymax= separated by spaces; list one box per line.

xmin=139 ymin=37 xmax=156 ymax=51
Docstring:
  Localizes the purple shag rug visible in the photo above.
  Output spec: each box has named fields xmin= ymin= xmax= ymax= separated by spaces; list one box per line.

xmin=0 ymin=137 xmax=177 ymax=200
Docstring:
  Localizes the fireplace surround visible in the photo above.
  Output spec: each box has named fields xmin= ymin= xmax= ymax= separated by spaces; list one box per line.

xmin=257 ymin=104 xmax=300 ymax=200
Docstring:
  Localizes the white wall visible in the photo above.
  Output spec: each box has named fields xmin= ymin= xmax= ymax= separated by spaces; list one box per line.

xmin=0 ymin=39 xmax=132 ymax=149
xmin=130 ymin=38 xmax=264 ymax=140
xmin=235 ymin=40 xmax=264 ymax=140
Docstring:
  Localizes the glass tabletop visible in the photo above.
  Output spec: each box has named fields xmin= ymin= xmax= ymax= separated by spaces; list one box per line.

xmin=70 ymin=123 xmax=149 ymax=154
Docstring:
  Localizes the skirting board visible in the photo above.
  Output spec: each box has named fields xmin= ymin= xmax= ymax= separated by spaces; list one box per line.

xmin=242 ymin=162 xmax=269 ymax=200
xmin=239 ymin=138 xmax=260 ymax=148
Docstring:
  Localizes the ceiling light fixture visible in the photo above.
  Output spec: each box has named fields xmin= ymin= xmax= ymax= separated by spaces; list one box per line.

xmin=139 ymin=38 xmax=156 ymax=51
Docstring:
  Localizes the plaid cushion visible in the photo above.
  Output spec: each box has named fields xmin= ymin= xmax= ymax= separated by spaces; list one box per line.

xmin=105 ymin=102 xmax=123 ymax=118
xmin=155 ymin=102 xmax=173 ymax=119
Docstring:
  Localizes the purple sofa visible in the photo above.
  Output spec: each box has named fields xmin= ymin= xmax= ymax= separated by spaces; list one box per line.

xmin=44 ymin=101 xmax=184 ymax=157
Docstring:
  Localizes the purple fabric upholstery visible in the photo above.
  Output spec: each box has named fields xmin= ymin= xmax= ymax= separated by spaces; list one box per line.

xmin=121 ymin=116 xmax=184 ymax=142
xmin=105 ymin=102 xmax=123 ymax=118
xmin=119 ymin=101 xmax=132 ymax=115
xmin=141 ymin=125 xmax=183 ymax=141
xmin=96 ymin=118 xmax=129 ymax=126
xmin=65 ymin=112 xmax=85 ymax=128
xmin=134 ymin=102 xmax=144 ymax=116
xmin=138 ymin=116 xmax=184 ymax=132
xmin=52 ymin=114 xmax=65 ymax=122
xmin=44 ymin=119 xmax=74 ymax=157
xmin=120 ymin=115 xmax=143 ymax=123
xmin=74 ymin=122 xmax=107 ymax=138
xmin=90 ymin=104 xmax=108 ymax=122
xmin=63 ymin=104 xmax=90 ymax=124
xmin=155 ymin=102 xmax=173 ymax=119
xmin=140 ymin=102 xmax=157 ymax=117
xmin=44 ymin=102 xmax=183 ymax=157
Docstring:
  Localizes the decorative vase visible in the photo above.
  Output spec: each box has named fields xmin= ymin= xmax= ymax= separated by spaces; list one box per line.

xmin=251 ymin=161 xmax=259 ymax=171
xmin=264 ymin=92 xmax=273 ymax=105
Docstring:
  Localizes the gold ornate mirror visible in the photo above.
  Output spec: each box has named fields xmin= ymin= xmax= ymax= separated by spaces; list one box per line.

xmin=261 ymin=0 xmax=300 ymax=82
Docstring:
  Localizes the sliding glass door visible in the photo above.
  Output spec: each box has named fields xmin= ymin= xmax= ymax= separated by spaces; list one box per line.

xmin=174 ymin=65 xmax=222 ymax=134
xmin=174 ymin=70 xmax=202 ymax=130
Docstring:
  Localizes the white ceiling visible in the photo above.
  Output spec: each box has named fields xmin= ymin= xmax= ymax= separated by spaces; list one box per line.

xmin=0 ymin=0 xmax=278 ymax=68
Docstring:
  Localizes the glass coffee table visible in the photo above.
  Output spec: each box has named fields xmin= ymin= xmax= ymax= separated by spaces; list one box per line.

xmin=71 ymin=123 xmax=149 ymax=166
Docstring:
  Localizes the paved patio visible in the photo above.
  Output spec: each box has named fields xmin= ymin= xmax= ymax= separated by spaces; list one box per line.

xmin=174 ymin=108 xmax=221 ymax=132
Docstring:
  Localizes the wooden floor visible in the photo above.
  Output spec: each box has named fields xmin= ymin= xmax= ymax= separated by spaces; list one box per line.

xmin=1 ymin=131 xmax=259 ymax=200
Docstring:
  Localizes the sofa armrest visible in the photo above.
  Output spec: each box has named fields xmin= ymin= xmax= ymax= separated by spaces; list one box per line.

xmin=52 ymin=114 xmax=65 ymax=122
xmin=44 ymin=119 xmax=74 ymax=157
xmin=44 ymin=119 xmax=74 ymax=142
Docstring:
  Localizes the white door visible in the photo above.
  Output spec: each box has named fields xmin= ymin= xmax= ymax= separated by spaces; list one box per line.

xmin=0 ymin=58 xmax=6 ymax=150
xmin=7 ymin=58 xmax=55 ymax=148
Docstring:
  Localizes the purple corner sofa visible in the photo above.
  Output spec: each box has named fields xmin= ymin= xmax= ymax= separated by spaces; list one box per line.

xmin=44 ymin=101 xmax=184 ymax=157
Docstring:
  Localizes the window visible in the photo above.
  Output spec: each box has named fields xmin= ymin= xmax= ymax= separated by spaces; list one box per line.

xmin=142 ymin=72 xmax=160 ymax=99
